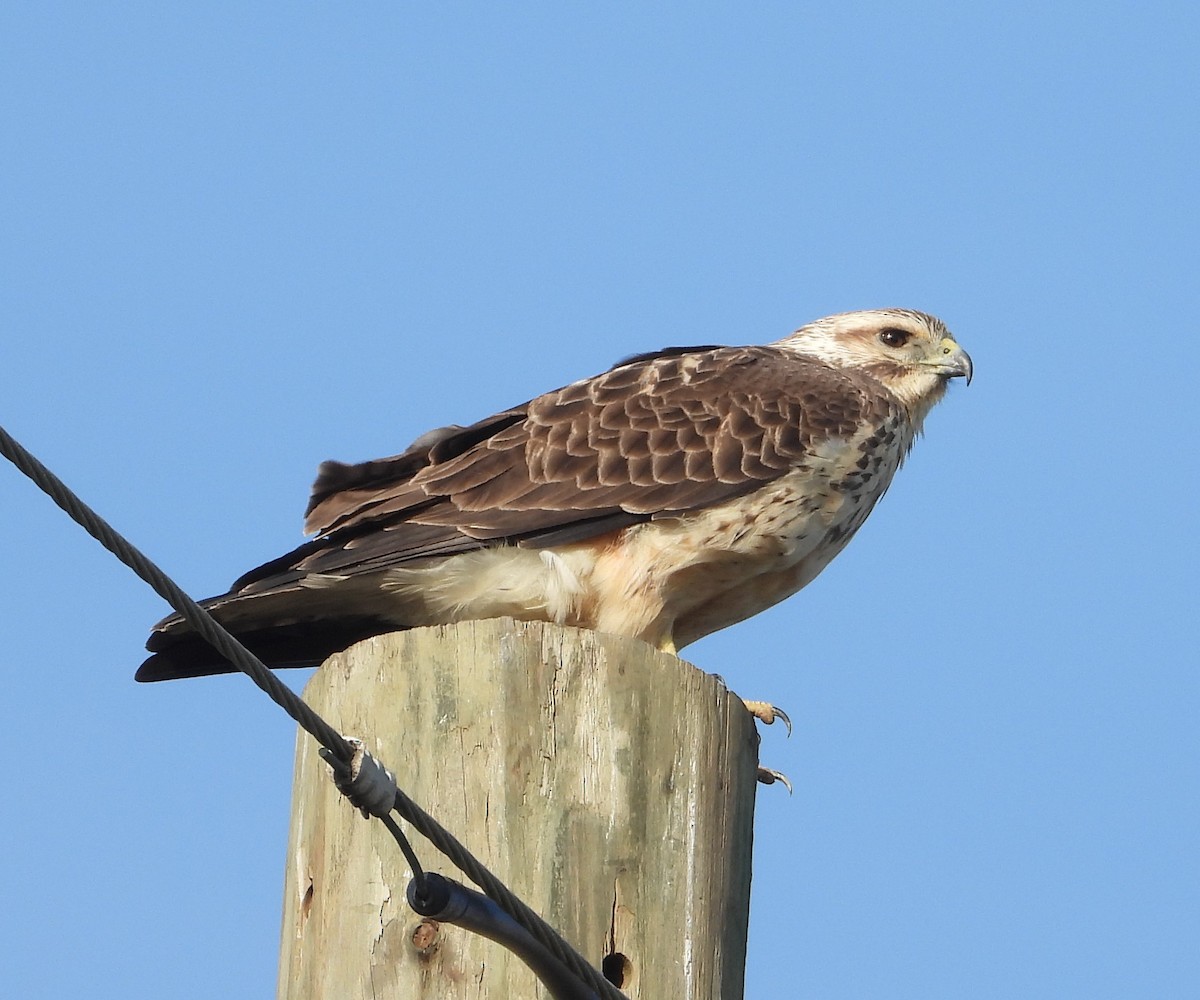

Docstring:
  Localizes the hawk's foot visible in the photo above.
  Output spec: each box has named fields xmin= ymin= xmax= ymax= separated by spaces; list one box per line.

xmin=742 ymin=699 xmax=792 ymax=736
xmin=757 ymin=766 xmax=793 ymax=792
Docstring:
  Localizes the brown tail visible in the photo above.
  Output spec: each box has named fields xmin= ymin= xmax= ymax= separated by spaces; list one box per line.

xmin=137 ymin=616 xmax=403 ymax=682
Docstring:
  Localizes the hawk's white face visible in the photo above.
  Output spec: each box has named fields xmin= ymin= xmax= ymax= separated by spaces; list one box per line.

xmin=776 ymin=308 xmax=972 ymax=421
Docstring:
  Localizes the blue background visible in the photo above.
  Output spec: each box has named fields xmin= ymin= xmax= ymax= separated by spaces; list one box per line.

xmin=2 ymin=4 xmax=1196 ymax=997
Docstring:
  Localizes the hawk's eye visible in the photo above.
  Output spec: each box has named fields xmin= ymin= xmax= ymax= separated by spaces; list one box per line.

xmin=879 ymin=327 xmax=910 ymax=348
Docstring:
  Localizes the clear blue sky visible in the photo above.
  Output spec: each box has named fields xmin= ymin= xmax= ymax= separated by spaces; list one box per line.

xmin=2 ymin=4 xmax=1196 ymax=998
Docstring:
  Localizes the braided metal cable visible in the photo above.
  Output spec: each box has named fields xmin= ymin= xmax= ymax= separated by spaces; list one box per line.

xmin=0 ymin=423 xmax=354 ymax=763
xmin=1 ymin=423 xmax=627 ymax=1000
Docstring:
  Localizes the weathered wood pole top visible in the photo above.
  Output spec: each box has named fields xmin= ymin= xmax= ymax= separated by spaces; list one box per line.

xmin=279 ymin=618 xmax=759 ymax=999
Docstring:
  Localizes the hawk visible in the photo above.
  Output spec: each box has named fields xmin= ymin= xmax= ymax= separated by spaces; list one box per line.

xmin=139 ymin=308 xmax=971 ymax=683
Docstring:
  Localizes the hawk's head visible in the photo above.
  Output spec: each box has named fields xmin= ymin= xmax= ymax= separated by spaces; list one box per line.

xmin=777 ymin=308 xmax=972 ymax=422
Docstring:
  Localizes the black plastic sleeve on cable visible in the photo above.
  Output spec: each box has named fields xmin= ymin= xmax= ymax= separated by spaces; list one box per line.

xmin=408 ymin=873 xmax=600 ymax=1000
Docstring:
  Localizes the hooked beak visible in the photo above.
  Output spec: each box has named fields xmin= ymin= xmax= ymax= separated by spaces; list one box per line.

xmin=932 ymin=338 xmax=973 ymax=385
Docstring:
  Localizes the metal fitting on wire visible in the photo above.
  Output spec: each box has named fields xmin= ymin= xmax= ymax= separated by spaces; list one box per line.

xmin=319 ymin=737 xmax=398 ymax=818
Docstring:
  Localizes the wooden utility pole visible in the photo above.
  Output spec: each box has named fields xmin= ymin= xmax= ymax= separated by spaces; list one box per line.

xmin=277 ymin=618 xmax=759 ymax=999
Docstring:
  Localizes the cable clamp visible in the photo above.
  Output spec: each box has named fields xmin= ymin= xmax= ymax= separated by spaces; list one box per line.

xmin=319 ymin=737 xmax=398 ymax=818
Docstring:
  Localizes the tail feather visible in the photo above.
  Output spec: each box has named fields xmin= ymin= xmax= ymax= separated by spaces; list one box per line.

xmin=137 ymin=617 xmax=402 ymax=682
xmin=139 ymin=577 xmax=409 ymax=682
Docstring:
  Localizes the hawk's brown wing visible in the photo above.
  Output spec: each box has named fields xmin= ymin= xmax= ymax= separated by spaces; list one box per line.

xmin=251 ymin=346 xmax=881 ymax=589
